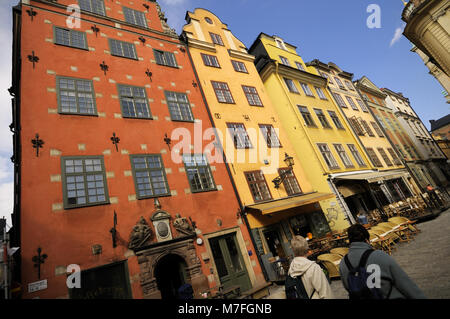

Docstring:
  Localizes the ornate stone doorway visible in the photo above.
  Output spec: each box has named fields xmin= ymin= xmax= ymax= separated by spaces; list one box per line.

xmin=135 ymin=237 xmax=209 ymax=299
xmin=154 ymin=254 xmax=188 ymax=299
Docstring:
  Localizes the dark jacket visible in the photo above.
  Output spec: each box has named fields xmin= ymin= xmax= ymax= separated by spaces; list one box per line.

xmin=339 ymin=242 xmax=426 ymax=299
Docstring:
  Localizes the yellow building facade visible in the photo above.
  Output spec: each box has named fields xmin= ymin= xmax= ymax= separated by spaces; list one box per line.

xmin=182 ymin=10 xmax=335 ymax=283
xmin=248 ymin=33 xmax=378 ymax=229
xmin=307 ymin=61 xmax=405 ymax=172
xmin=306 ymin=61 xmax=425 ymax=217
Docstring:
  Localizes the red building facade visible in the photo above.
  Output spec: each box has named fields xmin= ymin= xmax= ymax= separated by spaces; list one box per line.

xmin=10 ymin=0 xmax=264 ymax=299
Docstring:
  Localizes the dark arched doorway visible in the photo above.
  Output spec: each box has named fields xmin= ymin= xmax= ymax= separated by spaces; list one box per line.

xmin=154 ymin=254 xmax=188 ymax=299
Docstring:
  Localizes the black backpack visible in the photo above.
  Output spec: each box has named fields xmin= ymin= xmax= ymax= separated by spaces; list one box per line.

xmin=343 ymin=249 xmax=389 ymax=299
xmin=285 ymin=274 xmax=315 ymax=299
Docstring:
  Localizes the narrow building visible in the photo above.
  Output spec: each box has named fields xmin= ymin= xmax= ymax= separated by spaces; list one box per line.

xmin=248 ymin=34 xmax=387 ymax=229
xmin=181 ymin=10 xmax=336 ymax=283
xmin=10 ymin=0 xmax=263 ymax=299
xmin=382 ymin=88 xmax=450 ymax=190
xmin=307 ymin=61 xmax=421 ymax=221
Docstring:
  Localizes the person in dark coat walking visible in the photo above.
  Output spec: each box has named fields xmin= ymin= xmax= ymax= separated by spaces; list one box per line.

xmin=339 ymin=224 xmax=426 ymax=299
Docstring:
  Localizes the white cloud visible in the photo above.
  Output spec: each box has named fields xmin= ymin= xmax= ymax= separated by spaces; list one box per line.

xmin=390 ymin=25 xmax=405 ymax=47
xmin=0 ymin=156 xmax=13 ymax=180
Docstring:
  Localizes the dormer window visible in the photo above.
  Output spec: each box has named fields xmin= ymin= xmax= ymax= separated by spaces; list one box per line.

xmin=275 ymin=38 xmax=286 ymax=50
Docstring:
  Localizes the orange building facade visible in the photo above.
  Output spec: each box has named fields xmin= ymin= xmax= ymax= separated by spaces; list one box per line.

xmin=10 ymin=0 xmax=263 ymax=299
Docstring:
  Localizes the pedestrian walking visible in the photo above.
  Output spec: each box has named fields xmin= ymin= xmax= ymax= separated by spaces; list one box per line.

xmin=285 ymin=235 xmax=334 ymax=299
xmin=339 ymin=224 xmax=426 ymax=299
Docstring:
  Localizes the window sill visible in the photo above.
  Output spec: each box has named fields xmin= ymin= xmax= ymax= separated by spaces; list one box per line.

xmin=58 ymin=112 xmax=99 ymax=117
xmin=190 ymin=188 xmax=218 ymax=194
xmin=156 ymin=63 xmax=180 ymax=69
xmin=122 ymin=115 xmax=153 ymax=120
xmin=137 ymin=193 xmax=172 ymax=200
xmin=110 ymin=53 xmax=139 ymax=61
xmin=64 ymin=201 xmax=110 ymax=210
xmin=54 ymin=43 xmax=89 ymax=52
xmin=171 ymin=119 xmax=195 ymax=123
xmin=217 ymin=101 xmax=236 ymax=105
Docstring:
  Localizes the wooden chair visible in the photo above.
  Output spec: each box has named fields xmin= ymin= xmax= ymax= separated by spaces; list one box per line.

xmin=378 ymin=222 xmax=411 ymax=242
xmin=317 ymin=253 xmax=342 ymax=279
xmin=390 ymin=217 xmax=421 ymax=234
xmin=330 ymin=247 xmax=349 ymax=257
xmin=370 ymin=229 xmax=396 ymax=255
xmin=371 ymin=225 xmax=403 ymax=243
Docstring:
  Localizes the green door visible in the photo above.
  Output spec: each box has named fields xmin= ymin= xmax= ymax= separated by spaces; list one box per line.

xmin=209 ymin=233 xmax=252 ymax=293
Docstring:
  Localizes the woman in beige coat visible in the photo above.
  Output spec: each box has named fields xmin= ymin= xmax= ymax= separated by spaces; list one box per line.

xmin=287 ymin=235 xmax=334 ymax=299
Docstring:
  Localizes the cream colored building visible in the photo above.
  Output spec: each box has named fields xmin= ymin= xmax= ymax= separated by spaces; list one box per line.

xmin=382 ymin=88 xmax=449 ymax=189
xmin=402 ymin=0 xmax=450 ymax=78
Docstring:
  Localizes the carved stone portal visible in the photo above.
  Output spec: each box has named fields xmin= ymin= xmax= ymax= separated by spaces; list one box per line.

xmin=136 ymin=238 xmax=208 ymax=299
xmin=128 ymin=216 xmax=153 ymax=250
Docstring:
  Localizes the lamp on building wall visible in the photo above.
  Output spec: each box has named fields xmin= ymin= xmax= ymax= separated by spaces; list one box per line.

xmin=272 ymin=153 xmax=295 ymax=189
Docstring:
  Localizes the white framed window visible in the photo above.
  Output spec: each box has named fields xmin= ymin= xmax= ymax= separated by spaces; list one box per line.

xmin=315 ymin=87 xmax=327 ymax=100
xmin=317 ymin=143 xmax=340 ymax=169
xmin=300 ymin=82 xmax=314 ymax=97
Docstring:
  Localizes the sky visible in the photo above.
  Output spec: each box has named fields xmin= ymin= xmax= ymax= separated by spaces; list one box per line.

xmin=0 ymin=0 xmax=449 ymax=228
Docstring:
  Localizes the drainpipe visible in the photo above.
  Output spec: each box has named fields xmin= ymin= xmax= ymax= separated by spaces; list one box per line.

xmin=181 ymin=37 xmax=270 ymax=283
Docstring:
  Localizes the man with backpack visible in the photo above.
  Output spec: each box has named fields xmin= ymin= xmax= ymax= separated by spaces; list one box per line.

xmin=339 ymin=224 xmax=426 ymax=299
xmin=285 ymin=235 xmax=334 ymax=299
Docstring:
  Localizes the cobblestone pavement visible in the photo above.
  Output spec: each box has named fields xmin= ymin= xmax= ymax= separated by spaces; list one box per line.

xmin=266 ymin=209 xmax=450 ymax=299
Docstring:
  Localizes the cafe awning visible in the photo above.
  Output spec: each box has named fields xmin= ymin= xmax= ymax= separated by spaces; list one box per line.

xmin=333 ymin=170 xmax=407 ymax=183
xmin=245 ymin=192 xmax=335 ymax=215
xmin=337 ymin=183 xmax=367 ymax=198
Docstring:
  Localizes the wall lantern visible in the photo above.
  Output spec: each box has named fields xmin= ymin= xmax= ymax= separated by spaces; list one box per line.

xmin=272 ymin=153 xmax=295 ymax=189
